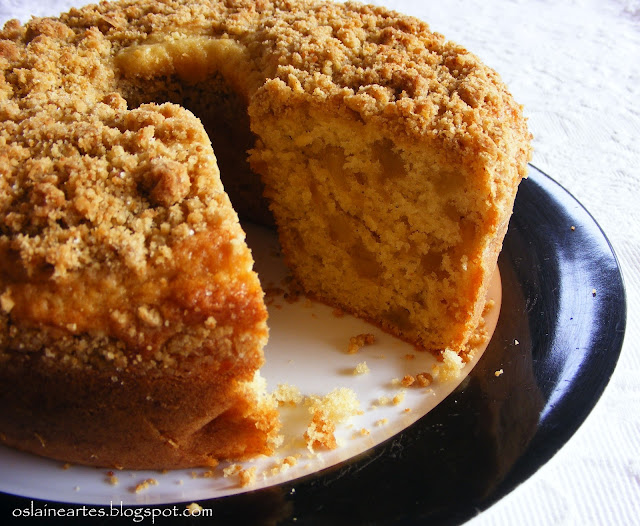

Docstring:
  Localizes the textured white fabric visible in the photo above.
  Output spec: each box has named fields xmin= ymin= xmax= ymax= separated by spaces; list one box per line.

xmin=1 ymin=0 xmax=638 ymax=523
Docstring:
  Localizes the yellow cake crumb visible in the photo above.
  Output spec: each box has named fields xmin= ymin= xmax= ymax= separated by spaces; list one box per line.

xmin=283 ymin=455 xmax=298 ymax=467
xmin=483 ymin=299 xmax=496 ymax=314
xmin=432 ymin=349 xmax=464 ymax=381
xmin=304 ymin=388 xmax=361 ymax=451
xmin=401 ymin=375 xmax=416 ymax=387
xmin=222 ymin=464 xmax=242 ymax=478
xmin=238 ymin=467 xmax=257 ymax=487
xmin=392 ymin=391 xmax=406 ymax=405
xmin=134 ymin=479 xmax=158 ymax=493
xmin=305 ymin=411 xmax=338 ymax=451
xmin=353 ymin=362 xmax=370 ymax=375
xmin=415 ymin=373 xmax=433 ymax=387
xmin=347 ymin=333 xmax=376 ymax=354
xmin=375 ymin=418 xmax=388 ymax=427
xmin=269 ymin=455 xmax=299 ymax=476
xmin=373 ymin=395 xmax=392 ymax=406
xmin=495 ymin=369 xmax=504 ymax=377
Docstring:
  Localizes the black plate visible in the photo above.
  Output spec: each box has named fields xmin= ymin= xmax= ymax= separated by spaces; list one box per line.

xmin=0 ymin=166 xmax=626 ymax=525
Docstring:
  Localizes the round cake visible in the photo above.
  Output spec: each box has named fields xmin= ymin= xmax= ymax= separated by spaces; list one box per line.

xmin=0 ymin=0 xmax=531 ymax=468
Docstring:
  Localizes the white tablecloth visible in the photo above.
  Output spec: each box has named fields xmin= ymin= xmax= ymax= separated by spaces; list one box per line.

xmin=1 ymin=0 xmax=638 ymax=523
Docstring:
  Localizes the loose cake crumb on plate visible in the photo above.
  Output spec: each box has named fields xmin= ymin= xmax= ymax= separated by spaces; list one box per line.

xmin=415 ymin=373 xmax=433 ymax=387
xmin=304 ymin=388 xmax=361 ymax=452
xmin=267 ymin=455 xmax=299 ymax=477
xmin=431 ymin=349 xmax=464 ymax=382
xmin=238 ymin=467 xmax=257 ymax=487
xmin=273 ymin=383 xmax=303 ymax=406
xmin=222 ymin=464 xmax=242 ymax=478
xmin=347 ymin=333 xmax=376 ymax=354
xmin=373 ymin=395 xmax=392 ymax=407
xmin=392 ymin=391 xmax=406 ymax=405
xmin=133 ymin=479 xmax=158 ymax=494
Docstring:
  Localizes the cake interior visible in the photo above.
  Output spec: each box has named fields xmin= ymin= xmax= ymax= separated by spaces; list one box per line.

xmin=250 ymin=102 xmax=494 ymax=352
xmin=118 ymin=36 xmax=496 ymax=353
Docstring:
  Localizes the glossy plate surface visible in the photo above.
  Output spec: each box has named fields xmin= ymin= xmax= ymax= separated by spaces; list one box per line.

xmin=0 ymin=166 xmax=626 ymax=524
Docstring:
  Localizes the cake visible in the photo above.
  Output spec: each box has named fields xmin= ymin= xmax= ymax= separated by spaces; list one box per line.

xmin=0 ymin=0 xmax=531 ymax=469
